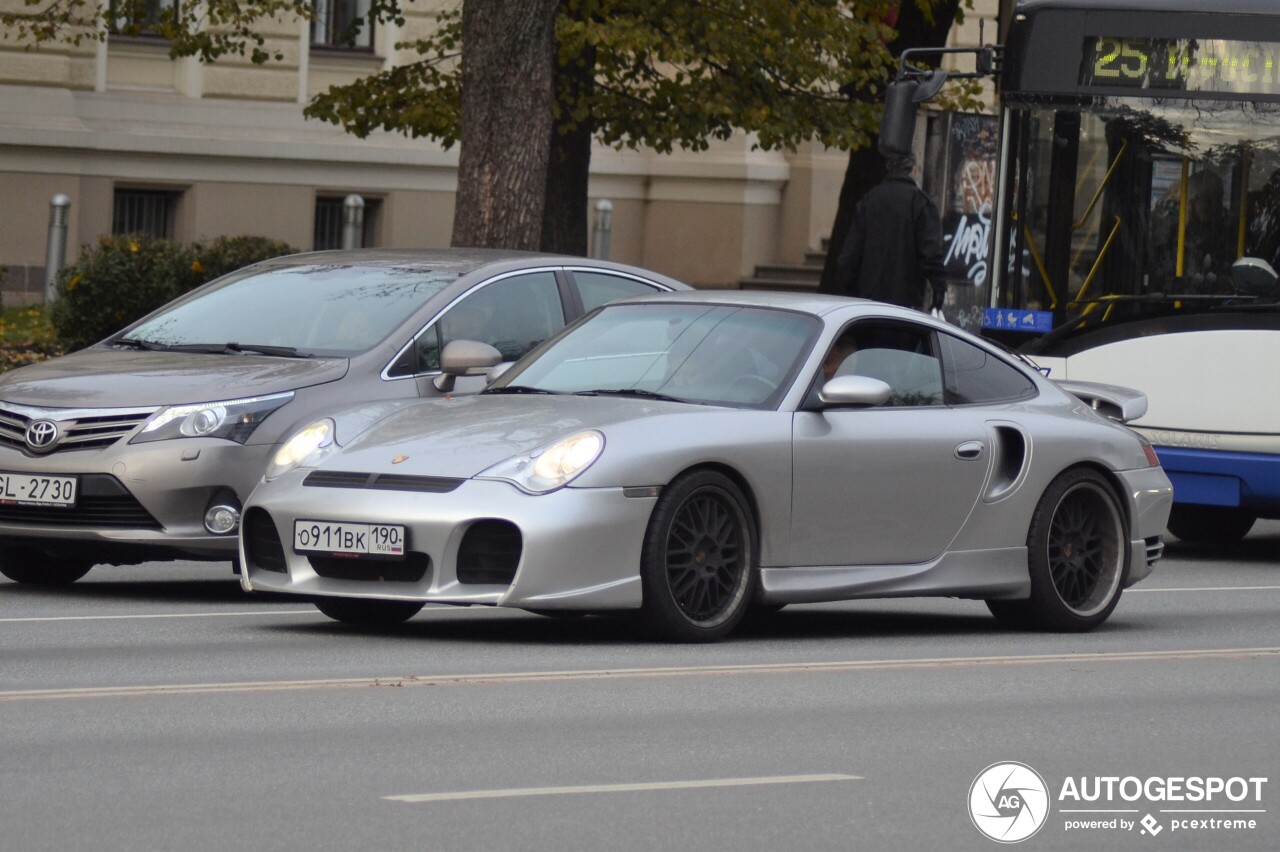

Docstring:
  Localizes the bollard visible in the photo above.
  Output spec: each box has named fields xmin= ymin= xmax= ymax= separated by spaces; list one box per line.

xmin=341 ymin=194 xmax=365 ymax=250
xmin=44 ymin=194 xmax=71 ymax=304
xmin=590 ymin=199 xmax=613 ymax=260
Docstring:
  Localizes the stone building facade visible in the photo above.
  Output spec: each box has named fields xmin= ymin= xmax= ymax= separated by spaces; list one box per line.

xmin=0 ymin=0 xmax=997 ymax=304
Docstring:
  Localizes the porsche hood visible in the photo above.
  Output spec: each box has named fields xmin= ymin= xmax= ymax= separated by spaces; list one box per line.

xmin=325 ymin=394 xmax=689 ymax=479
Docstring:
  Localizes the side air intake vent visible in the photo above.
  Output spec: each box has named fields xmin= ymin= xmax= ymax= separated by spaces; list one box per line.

xmin=984 ymin=424 xmax=1029 ymax=503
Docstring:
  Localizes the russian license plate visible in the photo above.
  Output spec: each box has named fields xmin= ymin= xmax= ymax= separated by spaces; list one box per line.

xmin=293 ymin=520 xmax=406 ymax=559
xmin=0 ymin=472 xmax=77 ymax=507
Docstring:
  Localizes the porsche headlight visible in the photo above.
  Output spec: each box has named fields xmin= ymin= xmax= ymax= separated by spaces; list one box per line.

xmin=477 ymin=431 xmax=604 ymax=494
xmin=131 ymin=392 xmax=294 ymax=445
xmin=265 ymin=418 xmax=335 ymax=481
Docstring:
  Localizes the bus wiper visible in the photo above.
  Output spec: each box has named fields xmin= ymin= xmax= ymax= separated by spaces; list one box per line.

xmin=113 ymin=337 xmax=168 ymax=351
xmin=574 ymin=388 xmax=688 ymax=403
xmin=483 ymin=385 xmax=559 ymax=395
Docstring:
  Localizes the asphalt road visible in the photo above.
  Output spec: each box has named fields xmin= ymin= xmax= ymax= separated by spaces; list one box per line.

xmin=1 ymin=524 xmax=1277 ymax=852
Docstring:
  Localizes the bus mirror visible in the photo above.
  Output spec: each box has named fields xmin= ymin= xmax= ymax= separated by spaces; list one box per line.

xmin=879 ymin=80 xmax=919 ymax=156
xmin=879 ymin=72 xmax=948 ymax=156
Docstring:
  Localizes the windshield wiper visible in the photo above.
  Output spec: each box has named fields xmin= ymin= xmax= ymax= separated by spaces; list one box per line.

xmin=483 ymin=385 xmax=560 ymax=395
xmin=112 ymin=337 xmax=169 ymax=351
xmin=223 ymin=342 xmax=310 ymax=358
xmin=158 ymin=342 xmax=310 ymax=358
xmin=574 ymin=388 xmax=688 ymax=403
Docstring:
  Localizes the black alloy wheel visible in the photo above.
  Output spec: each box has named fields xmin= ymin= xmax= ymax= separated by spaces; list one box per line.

xmin=988 ymin=468 xmax=1129 ymax=632
xmin=1047 ymin=481 xmax=1121 ymax=611
xmin=639 ymin=470 xmax=756 ymax=642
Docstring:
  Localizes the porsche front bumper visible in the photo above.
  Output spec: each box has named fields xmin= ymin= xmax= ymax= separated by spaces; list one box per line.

xmin=240 ymin=473 xmax=656 ymax=611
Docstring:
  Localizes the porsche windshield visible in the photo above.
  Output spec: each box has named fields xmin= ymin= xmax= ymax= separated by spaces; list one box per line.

xmin=492 ymin=303 xmax=820 ymax=408
xmin=119 ymin=265 xmax=456 ymax=356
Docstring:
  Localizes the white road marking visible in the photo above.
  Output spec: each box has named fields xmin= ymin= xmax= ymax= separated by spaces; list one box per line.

xmin=384 ymin=774 xmax=862 ymax=803
xmin=0 ymin=647 xmax=1275 ymax=703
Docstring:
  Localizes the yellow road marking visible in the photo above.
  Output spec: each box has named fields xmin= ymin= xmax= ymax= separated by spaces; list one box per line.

xmin=1 ymin=647 xmax=1275 ymax=703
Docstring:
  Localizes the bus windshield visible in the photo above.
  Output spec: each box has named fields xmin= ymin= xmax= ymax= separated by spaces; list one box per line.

xmin=996 ymin=94 xmax=1280 ymax=345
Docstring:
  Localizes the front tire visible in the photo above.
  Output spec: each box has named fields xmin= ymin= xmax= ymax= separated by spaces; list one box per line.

xmin=639 ymin=470 xmax=756 ymax=642
xmin=0 ymin=544 xmax=92 ymax=586
xmin=1167 ymin=504 xmax=1256 ymax=544
xmin=313 ymin=597 xmax=424 ymax=626
xmin=988 ymin=468 xmax=1129 ymax=632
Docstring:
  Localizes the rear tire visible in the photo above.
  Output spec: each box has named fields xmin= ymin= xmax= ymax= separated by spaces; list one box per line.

xmin=988 ymin=468 xmax=1129 ymax=632
xmin=313 ymin=597 xmax=424 ymax=626
xmin=639 ymin=470 xmax=756 ymax=642
xmin=1167 ymin=504 xmax=1256 ymax=544
xmin=0 ymin=545 xmax=92 ymax=586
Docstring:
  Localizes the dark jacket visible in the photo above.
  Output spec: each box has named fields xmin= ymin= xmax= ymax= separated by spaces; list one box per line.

xmin=833 ymin=175 xmax=946 ymax=309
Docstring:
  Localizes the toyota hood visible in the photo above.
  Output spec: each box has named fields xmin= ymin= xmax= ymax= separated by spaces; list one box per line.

xmin=0 ymin=349 xmax=349 ymax=408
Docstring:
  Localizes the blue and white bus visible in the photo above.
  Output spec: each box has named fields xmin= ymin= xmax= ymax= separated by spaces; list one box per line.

xmin=983 ymin=0 xmax=1280 ymax=543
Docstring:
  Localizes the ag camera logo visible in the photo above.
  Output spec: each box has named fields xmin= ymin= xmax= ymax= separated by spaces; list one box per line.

xmin=969 ymin=761 xmax=1051 ymax=843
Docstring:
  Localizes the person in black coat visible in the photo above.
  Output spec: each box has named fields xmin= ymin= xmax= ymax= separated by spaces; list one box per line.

xmin=832 ymin=153 xmax=947 ymax=312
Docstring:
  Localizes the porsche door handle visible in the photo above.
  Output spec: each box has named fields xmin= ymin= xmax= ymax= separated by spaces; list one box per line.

xmin=955 ymin=441 xmax=985 ymax=460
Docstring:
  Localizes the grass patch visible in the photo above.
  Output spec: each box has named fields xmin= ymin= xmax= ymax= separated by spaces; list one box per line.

xmin=0 ymin=304 xmax=62 ymax=373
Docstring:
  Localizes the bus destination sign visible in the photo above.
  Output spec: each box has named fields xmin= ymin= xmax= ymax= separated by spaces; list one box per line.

xmin=1081 ymin=37 xmax=1280 ymax=96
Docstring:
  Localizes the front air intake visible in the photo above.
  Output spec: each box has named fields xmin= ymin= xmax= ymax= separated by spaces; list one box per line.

xmin=456 ymin=520 xmax=522 ymax=585
xmin=243 ymin=507 xmax=287 ymax=573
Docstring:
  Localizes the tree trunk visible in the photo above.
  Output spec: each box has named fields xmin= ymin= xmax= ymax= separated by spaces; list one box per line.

xmin=541 ymin=42 xmax=597 ymax=256
xmin=819 ymin=0 xmax=962 ymax=292
xmin=451 ymin=0 xmax=560 ymax=250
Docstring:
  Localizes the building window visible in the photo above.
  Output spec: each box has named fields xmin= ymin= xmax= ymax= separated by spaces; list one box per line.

xmin=311 ymin=0 xmax=373 ymax=50
xmin=113 ymin=189 xmax=180 ymax=239
xmin=314 ymin=196 xmax=379 ymax=250
xmin=109 ymin=0 xmax=179 ymax=36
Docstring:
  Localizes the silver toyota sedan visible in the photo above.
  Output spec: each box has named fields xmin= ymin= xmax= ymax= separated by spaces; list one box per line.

xmin=0 ymin=250 xmax=688 ymax=585
xmin=241 ymin=291 xmax=1174 ymax=641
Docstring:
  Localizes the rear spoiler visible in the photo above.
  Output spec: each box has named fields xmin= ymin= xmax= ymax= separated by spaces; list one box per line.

xmin=1055 ymin=380 xmax=1148 ymax=424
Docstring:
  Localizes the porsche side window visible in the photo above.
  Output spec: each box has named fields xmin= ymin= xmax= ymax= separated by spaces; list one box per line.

xmin=573 ymin=271 xmax=663 ymax=313
xmin=938 ymin=333 xmax=1037 ymax=405
xmin=414 ymin=272 xmax=564 ymax=372
xmin=827 ymin=324 xmax=944 ymax=407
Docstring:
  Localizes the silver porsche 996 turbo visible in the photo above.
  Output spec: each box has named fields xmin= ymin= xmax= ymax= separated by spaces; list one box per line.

xmin=240 ymin=291 xmax=1173 ymax=642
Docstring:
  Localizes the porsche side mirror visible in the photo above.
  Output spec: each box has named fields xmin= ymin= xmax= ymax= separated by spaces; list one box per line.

xmin=819 ymin=375 xmax=892 ymax=408
xmin=434 ymin=340 xmax=503 ymax=392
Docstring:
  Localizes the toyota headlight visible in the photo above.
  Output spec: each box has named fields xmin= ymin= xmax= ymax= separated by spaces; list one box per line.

xmin=476 ymin=431 xmax=604 ymax=494
xmin=265 ymin=418 xmax=335 ymax=481
xmin=131 ymin=392 xmax=294 ymax=445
